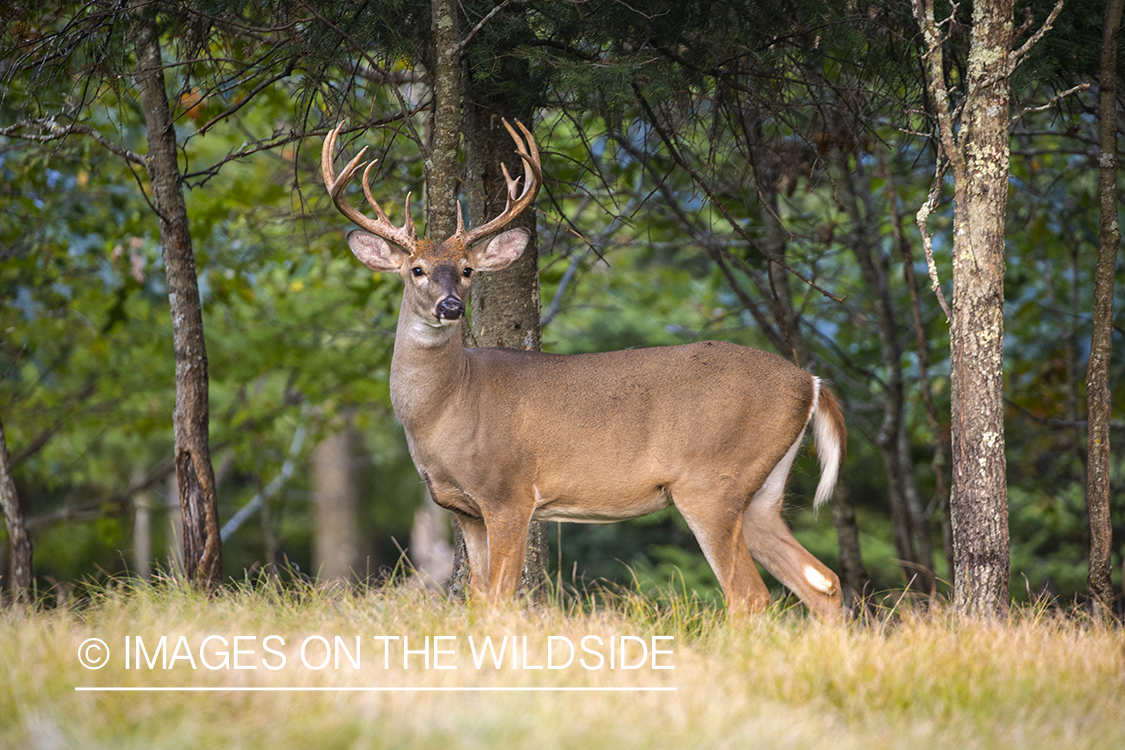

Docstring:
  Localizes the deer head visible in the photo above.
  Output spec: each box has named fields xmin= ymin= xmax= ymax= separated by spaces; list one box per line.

xmin=321 ymin=120 xmax=542 ymax=328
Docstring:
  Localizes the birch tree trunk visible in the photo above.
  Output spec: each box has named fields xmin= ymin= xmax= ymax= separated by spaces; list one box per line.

xmin=134 ymin=18 xmax=221 ymax=586
xmin=1086 ymin=0 xmax=1123 ymax=618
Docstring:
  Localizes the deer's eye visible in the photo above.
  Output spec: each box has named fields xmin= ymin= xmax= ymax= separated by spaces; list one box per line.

xmin=411 ymin=267 xmax=425 ymax=277
xmin=463 ymin=267 xmax=473 ymax=278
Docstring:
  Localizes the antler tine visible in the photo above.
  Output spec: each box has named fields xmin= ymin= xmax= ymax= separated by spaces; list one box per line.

xmin=403 ymin=192 xmax=415 ymax=239
xmin=361 ymin=160 xmax=393 ymax=225
xmin=322 ymin=122 xmax=418 ymax=253
xmin=458 ymin=118 xmax=543 ymax=246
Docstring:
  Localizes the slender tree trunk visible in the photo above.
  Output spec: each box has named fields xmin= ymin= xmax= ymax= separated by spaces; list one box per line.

xmin=0 ymin=414 xmax=32 ymax=603
xmin=1086 ymin=0 xmax=1123 ymax=618
xmin=425 ymin=0 xmax=478 ymax=600
xmin=915 ymin=0 xmax=1015 ymax=617
xmin=830 ymin=475 xmax=871 ymax=608
xmin=312 ymin=425 xmax=362 ymax=583
xmin=411 ymin=501 xmax=454 ymax=587
xmin=133 ymin=468 xmax=152 ymax=580
xmin=134 ymin=19 xmax=221 ymax=586
xmin=883 ymin=146 xmax=953 ymax=586
xmin=746 ymin=116 xmax=812 ymax=366
xmin=429 ymin=0 xmax=461 ymax=240
xmin=948 ymin=0 xmax=1013 ymax=617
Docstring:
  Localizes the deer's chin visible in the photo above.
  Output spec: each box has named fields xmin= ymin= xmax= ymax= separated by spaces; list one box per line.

xmin=426 ymin=316 xmax=460 ymax=329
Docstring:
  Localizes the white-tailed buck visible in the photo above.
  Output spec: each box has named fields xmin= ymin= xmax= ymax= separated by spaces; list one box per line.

xmin=322 ymin=121 xmax=846 ymax=619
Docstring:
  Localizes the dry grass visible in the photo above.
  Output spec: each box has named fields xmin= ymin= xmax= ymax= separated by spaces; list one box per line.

xmin=1 ymin=578 xmax=1122 ymax=749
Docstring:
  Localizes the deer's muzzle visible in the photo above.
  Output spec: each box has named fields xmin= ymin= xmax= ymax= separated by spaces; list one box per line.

xmin=436 ymin=296 xmax=465 ymax=320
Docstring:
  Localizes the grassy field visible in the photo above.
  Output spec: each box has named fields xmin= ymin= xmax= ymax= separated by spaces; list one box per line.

xmin=1 ymin=579 xmax=1122 ymax=749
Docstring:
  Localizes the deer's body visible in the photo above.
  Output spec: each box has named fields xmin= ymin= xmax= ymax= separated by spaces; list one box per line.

xmin=323 ymin=121 xmax=846 ymax=620
xmin=396 ymin=337 xmax=814 ymax=523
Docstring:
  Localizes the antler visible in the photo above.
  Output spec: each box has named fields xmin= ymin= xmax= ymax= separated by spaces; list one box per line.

xmin=454 ymin=118 xmax=542 ymax=247
xmin=321 ymin=122 xmax=418 ymax=253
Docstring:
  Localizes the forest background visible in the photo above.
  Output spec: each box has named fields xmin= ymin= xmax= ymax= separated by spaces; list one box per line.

xmin=0 ymin=0 xmax=1122 ymax=614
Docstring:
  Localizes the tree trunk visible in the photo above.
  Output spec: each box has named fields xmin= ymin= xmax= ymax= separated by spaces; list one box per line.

xmin=426 ymin=0 xmax=471 ymax=599
xmin=460 ymin=46 xmax=549 ymax=602
xmin=947 ymin=0 xmax=1013 ymax=617
xmin=0 ymin=414 xmax=32 ymax=603
xmin=1086 ymin=0 xmax=1123 ymax=618
xmin=830 ymin=475 xmax=871 ymax=608
xmin=428 ymin=0 xmax=461 ymax=240
xmin=410 ymin=502 xmax=454 ymax=588
xmin=134 ymin=19 xmax=221 ymax=586
xmin=915 ymin=0 xmax=1016 ymax=617
xmin=133 ymin=469 xmax=152 ymax=580
xmin=312 ymin=425 xmax=363 ymax=583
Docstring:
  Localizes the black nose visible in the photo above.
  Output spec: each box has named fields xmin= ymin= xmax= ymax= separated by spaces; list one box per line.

xmin=436 ymin=296 xmax=464 ymax=320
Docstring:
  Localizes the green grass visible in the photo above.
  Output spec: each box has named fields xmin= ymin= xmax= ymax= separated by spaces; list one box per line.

xmin=1 ymin=578 xmax=1122 ymax=749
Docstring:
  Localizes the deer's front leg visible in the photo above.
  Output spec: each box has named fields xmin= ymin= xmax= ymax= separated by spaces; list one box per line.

xmin=454 ymin=512 xmax=489 ymax=599
xmin=480 ymin=497 xmax=535 ymax=602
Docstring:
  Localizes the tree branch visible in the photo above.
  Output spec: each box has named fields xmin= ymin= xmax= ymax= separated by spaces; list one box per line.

xmin=0 ymin=119 xmax=146 ymax=166
xmin=914 ymin=150 xmax=953 ymax=321
xmin=1009 ymin=0 xmax=1065 ymax=74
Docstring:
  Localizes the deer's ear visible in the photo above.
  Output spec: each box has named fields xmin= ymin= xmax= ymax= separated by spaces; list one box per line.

xmin=347 ymin=230 xmax=403 ymax=272
xmin=472 ymin=228 xmax=530 ymax=272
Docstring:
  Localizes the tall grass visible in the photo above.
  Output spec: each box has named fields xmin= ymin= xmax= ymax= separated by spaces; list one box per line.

xmin=1 ymin=577 xmax=1121 ymax=749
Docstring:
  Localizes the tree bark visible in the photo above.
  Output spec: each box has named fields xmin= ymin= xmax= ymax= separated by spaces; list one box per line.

xmin=134 ymin=18 xmax=221 ymax=586
xmin=425 ymin=0 xmax=474 ymax=600
xmin=1086 ymin=0 xmax=1123 ymax=618
xmin=914 ymin=0 xmax=1015 ymax=616
xmin=830 ymin=475 xmax=871 ymax=608
xmin=0 ymin=414 xmax=32 ymax=603
xmin=428 ymin=0 xmax=461 ymax=241
xmin=947 ymin=0 xmax=1013 ymax=617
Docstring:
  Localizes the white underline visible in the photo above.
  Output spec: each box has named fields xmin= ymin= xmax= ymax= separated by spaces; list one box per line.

xmin=75 ymin=686 xmax=676 ymax=692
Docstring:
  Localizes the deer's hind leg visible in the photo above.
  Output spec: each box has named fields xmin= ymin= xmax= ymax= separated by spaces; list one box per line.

xmin=741 ymin=430 xmax=843 ymax=621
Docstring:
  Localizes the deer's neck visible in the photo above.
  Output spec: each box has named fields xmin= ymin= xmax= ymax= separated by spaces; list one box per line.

xmin=388 ymin=300 xmax=468 ymax=431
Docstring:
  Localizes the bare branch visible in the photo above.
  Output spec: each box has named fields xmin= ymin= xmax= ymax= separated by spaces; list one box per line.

xmin=459 ymin=0 xmax=513 ymax=52
xmin=296 ymin=0 xmax=426 ymax=154
xmin=196 ymin=58 xmax=297 ymax=135
xmin=0 ymin=119 xmax=146 ymax=166
xmin=914 ymin=151 xmax=952 ymax=321
xmin=911 ymin=0 xmax=966 ymax=174
xmin=1013 ymin=83 xmax=1091 ymax=124
xmin=1009 ymin=0 xmax=1065 ymax=74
